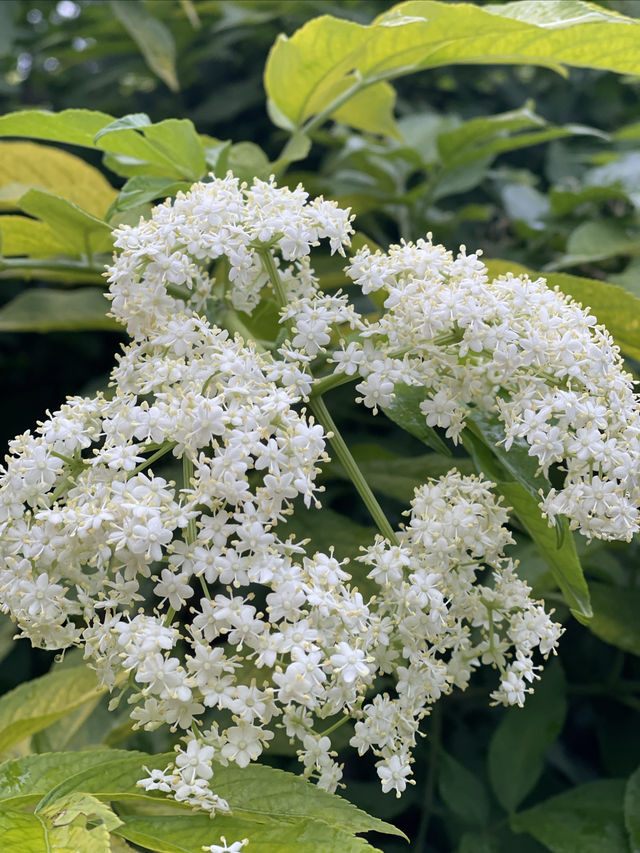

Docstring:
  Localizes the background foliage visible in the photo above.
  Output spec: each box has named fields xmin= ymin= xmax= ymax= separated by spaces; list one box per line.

xmin=0 ymin=1 xmax=639 ymax=851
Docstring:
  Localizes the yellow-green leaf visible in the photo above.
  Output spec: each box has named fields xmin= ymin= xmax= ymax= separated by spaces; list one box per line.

xmin=0 ymin=141 xmax=117 ymax=217
xmin=0 ymin=109 xmax=114 ymax=147
xmin=0 ymin=216 xmax=71 ymax=257
xmin=265 ymin=0 xmax=640 ymax=135
xmin=0 ymin=663 xmax=106 ymax=756
xmin=18 ymin=189 xmax=113 ymax=255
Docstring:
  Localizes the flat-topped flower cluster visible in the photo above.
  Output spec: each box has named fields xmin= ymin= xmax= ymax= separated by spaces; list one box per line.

xmin=0 ymin=174 xmax=636 ymax=815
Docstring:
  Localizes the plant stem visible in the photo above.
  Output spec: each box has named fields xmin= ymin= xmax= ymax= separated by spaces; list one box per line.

xmin=414 ymin=704 xmax=442 ymax=852
xmin=259 ymin=245 xmax=398 ymax=544
xmin=131 ymin=442 xmax=176 ymax=477
xmin=309 ymin=395 xmax=398 ymax=544
xmin=182 ymin=454 xmax=198 ymax=546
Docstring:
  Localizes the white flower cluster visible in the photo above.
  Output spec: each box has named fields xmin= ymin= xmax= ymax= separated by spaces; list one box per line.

xmin=332 ymin=239 xmax=640 ymax=541
xmin=0 ymin=176 xmax=575 ymax=816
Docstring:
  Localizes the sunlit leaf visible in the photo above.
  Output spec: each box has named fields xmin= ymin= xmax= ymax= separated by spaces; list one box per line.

xmin=265 ymin=0 xmax=640 ymax=135
xmin=0 ymin=289 xmax=117 ymax=333
xmin=0 ymin=141 xmax=117 ymax=217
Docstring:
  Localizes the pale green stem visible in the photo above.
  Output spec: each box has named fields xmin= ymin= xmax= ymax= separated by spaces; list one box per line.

xmin=182 ymin=455 xmax=198 ymax=546
xmin=131 ymin=442 xmax=175 ymax=477
xmin=310 ymin=395 xmax=398 ymax=545
xmin=319 ymin=714 xmax=350 ymax=738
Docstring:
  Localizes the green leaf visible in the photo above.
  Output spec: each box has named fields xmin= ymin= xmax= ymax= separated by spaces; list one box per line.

xmin=0 ymin=110 xmax=205 ymax=183
xmin=383 ymin=384 xmax=452 ymax=456
xmin=0 ymin=141 xmax=117 ymax=218
xmin=438 ymin=750 xmax=490 ymax=826
xmin=0 ymin=216 xmax=70 ymax=257
xmin=0 ymin=289 xmax=118 ymax=333
xmin=110 ymin=0 xmax=179 ymax=92
xmin=94 ymin=114 xmax=152 ymax=141
xmin=0 ymin=801 xmax=113 ymax=853
xmin=97 ymin=119 xmax=207 ymax=182
xmin=332 ymin=81 xmax=400 ymax=139
xmin=511 ymin=779 xmax=628 ymax=853
xmin=39 ymin=791 xmax=122 ymax=832
xmin=0 ymin=750 xmax=145 ymax=809
xmin=227 ymin=141 xmax=271 ymax=183
xmin=501 ymin=485 xmax=591 ymax=622
xmin=265 ymin=0 xmax=640 ymax=135
xmin=488 ymin=660 xmax=567 ymax=813
xmin=437 ymin=106 xmax=603 ymax=169
xmin=609 ymin=258 xmax=640 ymax=300
xmin=625 ymin=766 xmax=640 ymax=853
xmin=483 ymin=258 xmax=640 ymax=363
xmin=19 ymin=189 xmax=113 ymax=255
xmin=115 ymin=815 xmax=377 ymax=853
xmin=40 ymin=754 xmax=404 ymax=840
xmin=0 ymin=109 xmax=114 ymax=147
xmin=0 ymin=663 xmax=106 ymax=754
xmin=548 ymin=221 xmax=640 ymax=270
xmin=285 ymin=507 xmax=376 ymax=564
xmin=106 ymin=177 xmax=191 ymax=220
xmin=588 ymin=583 xmax=640 ymax=657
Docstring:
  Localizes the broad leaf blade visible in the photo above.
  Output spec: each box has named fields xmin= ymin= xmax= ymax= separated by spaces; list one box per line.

xmin=110 ymin=0 xmax=179 ymax=92
xmin=488 ymin=660 xmax=567 ymax=813
xmin=511 ymin=779 xmax=628 ymax=853
xmin=265 ymin=1 xmax=640 ymax=133
xmin=0 ymin=663 xmax=106 ymax=755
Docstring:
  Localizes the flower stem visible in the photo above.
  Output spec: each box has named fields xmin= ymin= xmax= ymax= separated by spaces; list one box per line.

xmin=309 ymin=395 xmax=398 ymax=545
xmin=259 ymin=245 xmax=398 ymax=545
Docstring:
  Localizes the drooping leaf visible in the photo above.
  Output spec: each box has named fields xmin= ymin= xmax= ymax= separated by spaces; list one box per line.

xmin=39 ymin=791 xmax=122 ymax=832
xmin=511 ymin=779 xmax=628 ymax=853
xmin=488 ymin=660 xmax=567 ymax=813
xmin=265 ymin=0 xmax=640 ymax=136
xmin=483 ymin=258 xmax=640 ymax=363
xmin=588 ymin=583 xmax=640 ymax=657
xmin=624 ymin=766 xmax=640 ymax=853
xmin=438 ymin=750 xmax=490 ymax=826
xmin=0 ymin=663 xmax=106 ymax=754
xmin=0 ymin=289 xmax=118 ymax=333
xmin=96 ymin=119 xmax=207 ymax=182
xmin=110 ymin=0 xmax=179 ymax=92
xmin=18 ymin=189 xmax=113 ymax=255
xmin=0 ymin=141 xmax=117 ymax=217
